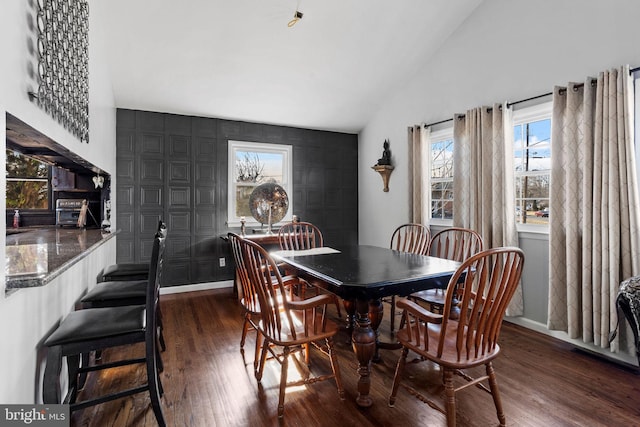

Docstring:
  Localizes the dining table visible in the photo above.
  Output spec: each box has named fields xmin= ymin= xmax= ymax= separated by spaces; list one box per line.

xmin=270 ymin=244 xmax=461 ymax=408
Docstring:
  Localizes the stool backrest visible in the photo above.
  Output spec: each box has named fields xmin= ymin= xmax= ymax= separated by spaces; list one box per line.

xmin=146 ymin=228 xmax=166 ymax=353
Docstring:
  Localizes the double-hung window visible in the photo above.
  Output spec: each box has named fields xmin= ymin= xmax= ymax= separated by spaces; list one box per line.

xmin=430 ymin=128 xmax=454 ymax=222
xmin=512 ymin=102 xmax=552 ymax=227
xmin=227 ymin=141 xmax=293 ymax=227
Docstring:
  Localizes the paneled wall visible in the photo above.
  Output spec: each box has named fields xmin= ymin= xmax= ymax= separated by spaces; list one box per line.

xmin=116 ymin=109 xmax=359 ymax=287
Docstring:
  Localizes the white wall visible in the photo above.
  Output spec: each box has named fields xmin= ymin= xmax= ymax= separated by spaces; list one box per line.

xmin=0 ymin=0 xmax=117 ymax=402
xmin=359 ymin=0 xmax=640 ymax=364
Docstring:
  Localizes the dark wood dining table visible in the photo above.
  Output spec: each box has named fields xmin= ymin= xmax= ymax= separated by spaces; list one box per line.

xmin=271 ymin=244 xmax=461 ymax=408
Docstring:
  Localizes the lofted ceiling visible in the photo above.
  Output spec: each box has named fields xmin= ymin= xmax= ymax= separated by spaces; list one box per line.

xmin=100 ymin=1 xmax=483 ymax=133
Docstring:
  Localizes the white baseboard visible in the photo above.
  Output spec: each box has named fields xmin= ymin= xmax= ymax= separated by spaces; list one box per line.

xmin=505 ymin=316 xmax=639 ymax=368
xmin=160 ymin=280 xmax=234 ymax=295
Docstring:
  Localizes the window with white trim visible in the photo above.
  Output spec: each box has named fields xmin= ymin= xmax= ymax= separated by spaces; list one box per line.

xmin=430 ymin=128 xmax=454 ymax=222
xmin=512 ymin=102 xmax=552 ymax=226
xmin=227 ymin=140 xmax=293 ymax=227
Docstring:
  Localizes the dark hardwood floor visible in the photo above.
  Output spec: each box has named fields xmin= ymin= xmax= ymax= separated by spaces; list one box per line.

xmin=70 ymin=288 xmax=640 ymax=426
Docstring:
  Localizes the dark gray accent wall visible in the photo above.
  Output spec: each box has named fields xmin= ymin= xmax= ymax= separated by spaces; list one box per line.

xmin=116 ymin=109 xmax=359 ymax=287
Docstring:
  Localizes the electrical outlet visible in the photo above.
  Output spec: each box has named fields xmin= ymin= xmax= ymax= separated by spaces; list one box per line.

xmin=219 ymin=257 xmax=226 ymax=267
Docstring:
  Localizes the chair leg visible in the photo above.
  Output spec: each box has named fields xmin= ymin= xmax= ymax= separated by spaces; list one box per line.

xmin=278 ymin=346 xmax=291 ymax=418
xmin=326 ymin=337 xmax=345 ymax=400
xmin=254 ymin=332 xmax=263 ymax=373
xmin=157 ymin=306 xmax=167 ymax=352
xmin=390 ymin=295 xmax=396 ymax=332
xmin=78 ymin=352 xmax=90 ymax=389
xmin=256 ymin=337 xmax=269 ymax=381
xmin=388 ymin=346 xmax=409 ymax=407
xmin=486 ymin=362 xmax=506 ymax=427
xmin=43 ymin=346 xmax=63 ymax=404
xmin=146 ymin=335 xmax=166 ymax=427
xmin=443 ymin=368 xmax=456 ymax=427
xmin=240 ymin=313 xmax=251 ymax=348
xmin=304 ymin=343 xmax=310 ymax=366
xmin=66 ymin=354 xmax=80 ymax=404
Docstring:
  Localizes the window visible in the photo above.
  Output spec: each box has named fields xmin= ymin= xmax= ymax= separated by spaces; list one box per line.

xmin=430 ymin=129 xmax=454 ymax=221
xmin=227 ymin=141 xmax=293 ymax=226
xmin=6 ymin=150 xmax=50 ymax=210
xmin=512 ymin=103 xmax=552 ymax=226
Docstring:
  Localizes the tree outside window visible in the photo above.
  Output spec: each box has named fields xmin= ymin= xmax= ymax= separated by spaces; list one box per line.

xmin=6 ymin=150 xmax=50 ymax=209
xmin=430 ymin=135 xmax=454 ymax=220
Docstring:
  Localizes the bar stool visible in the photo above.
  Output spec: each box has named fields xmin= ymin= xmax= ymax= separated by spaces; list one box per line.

xmin=43 ymin=232 xmax=166 ymax=426
xmin=98 ymin=221 xmax=166 ymax=282
xmin=82 ymin=221 xmax=167 ymax=352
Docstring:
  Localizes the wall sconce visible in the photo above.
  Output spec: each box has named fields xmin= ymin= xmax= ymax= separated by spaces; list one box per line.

xmin=372 ymin=139 xmax=394 ymax=192
xmin=92 ymin=175 xmax=104 ymax=189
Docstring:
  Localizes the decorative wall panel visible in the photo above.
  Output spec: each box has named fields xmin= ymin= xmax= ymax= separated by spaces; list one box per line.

xmin=33 ymin=0 xmax=90 ymax=143
xmin=116 ymin=109 xmax=358 ymax=287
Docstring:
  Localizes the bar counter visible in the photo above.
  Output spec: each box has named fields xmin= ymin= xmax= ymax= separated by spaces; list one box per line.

xmin=5 ymin=226 xmax=117 ymax=290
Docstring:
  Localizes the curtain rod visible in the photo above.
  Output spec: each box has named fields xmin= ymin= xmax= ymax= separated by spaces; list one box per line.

xmin=424 ymin=66 xmax=640 ymax=128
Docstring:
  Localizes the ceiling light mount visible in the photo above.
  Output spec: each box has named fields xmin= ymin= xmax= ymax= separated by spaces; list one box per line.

xmin=288 ymin=10 xmax=303 ymax=27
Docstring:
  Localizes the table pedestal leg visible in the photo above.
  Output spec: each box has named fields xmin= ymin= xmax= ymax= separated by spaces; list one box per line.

xmin=367 ymin=299 xmax=383 ymax=362
xmin=352 ymin=298 xmax=376 ymax=407
xmin=343 ymin=298 xmax=356 ymax=330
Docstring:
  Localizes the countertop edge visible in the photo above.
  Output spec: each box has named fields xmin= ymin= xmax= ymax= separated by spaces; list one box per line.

xmin=6 ymin=230 xmax=119 ymax=290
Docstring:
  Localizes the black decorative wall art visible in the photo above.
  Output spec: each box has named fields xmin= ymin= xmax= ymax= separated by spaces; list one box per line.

xmin=33 ymin=0 xmax=90 ymax=143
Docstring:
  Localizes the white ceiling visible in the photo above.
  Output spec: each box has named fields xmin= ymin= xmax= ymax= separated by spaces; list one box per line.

xmin=101 ymin=0 xmax=482 ymax=133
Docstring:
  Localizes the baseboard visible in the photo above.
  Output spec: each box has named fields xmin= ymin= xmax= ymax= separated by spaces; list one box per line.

xmin=505 ymin=316 xmax=639 ymax=368
xmin=160 ymin=280 xmax=234 ymax=295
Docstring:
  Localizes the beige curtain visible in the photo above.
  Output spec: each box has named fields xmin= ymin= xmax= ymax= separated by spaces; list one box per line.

xmin=453 ymin=103 xmax=522 ymax=315
xmin=409 ymin=125 xmax=431 ymax=224
xmin=548 ymin=65 xmax=640 ymax=352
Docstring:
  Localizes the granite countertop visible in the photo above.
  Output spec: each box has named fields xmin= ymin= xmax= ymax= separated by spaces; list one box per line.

xmin=5 ymin=226 xmax=117 ymax=290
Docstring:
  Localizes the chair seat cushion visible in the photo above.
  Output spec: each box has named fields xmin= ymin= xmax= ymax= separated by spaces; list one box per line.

xmin=81 ymin=280 xmax=148 ymax=303
xmin=45 ymin=305 xmax=146 ymax=346
xmin=102 ymin=263 xmax=149 ymax=281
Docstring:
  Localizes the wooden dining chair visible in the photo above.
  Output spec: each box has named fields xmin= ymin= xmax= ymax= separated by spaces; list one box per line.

xmin=388 ymin=223 xmax=431 ymax=332
xmin=277 ymin=221 xmax=323 ymax=250
xmin=240 ymin=237 xmax=345 ymax=418
xmin=277 ymin=221 xmax=341 ymax=318
xmin=389 ymin=247 xmax=525 ymax=427
xmin=43 ymin=231 xmax=167 ymax=426
xmin=228 ymin=232 xmax=266 ymax=371
xmin=409 ymin=227 xmax=483 ymax=317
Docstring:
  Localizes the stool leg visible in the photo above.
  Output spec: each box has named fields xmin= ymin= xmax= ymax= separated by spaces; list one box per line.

xmin=66 ymin=354 xmax=80 ymax=404
xmin=43 ymin=346 xmax=62 ymax=403
xmin=78 ymin=352 xmax=90 ymax=389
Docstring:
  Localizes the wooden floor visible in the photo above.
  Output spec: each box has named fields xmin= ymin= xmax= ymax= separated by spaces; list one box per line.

xmin=70 ymin=288 xmax=640 ymax=427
